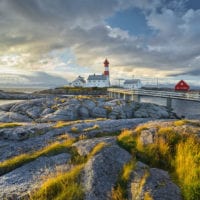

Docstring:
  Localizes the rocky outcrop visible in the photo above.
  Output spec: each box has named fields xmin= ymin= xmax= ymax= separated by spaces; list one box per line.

xmin=73 ymin=136 xmax=116 ymax=156
xmin=82 ymin=145 xmax=132 ymax=200
xmin=0 ymin=153 xmax=71 ymax=200
xmin=0 ymin=90 xmax=49 ymax=100
xmin=0 ymin=97 xmax=177 ymax=122
xmin=134 ymin=103 xmax=169 ymax=118
xmin=128 ymin=162 xmax=182 ymax=200
xmin=0 ymin=97 xmax=185 ymax=200
xmin=0 ymin=119 xmax=149 ymax=162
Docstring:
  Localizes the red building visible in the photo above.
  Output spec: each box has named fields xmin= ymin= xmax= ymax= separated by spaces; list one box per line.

xmin=175 ymin=80 xmax=190 ymax=91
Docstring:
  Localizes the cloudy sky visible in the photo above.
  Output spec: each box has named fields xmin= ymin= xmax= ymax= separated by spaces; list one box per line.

xmin=0 ymin=0 xmax=200 ymax=87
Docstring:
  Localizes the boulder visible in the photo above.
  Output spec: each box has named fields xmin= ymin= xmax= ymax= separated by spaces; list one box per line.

xmin=41 ymin=105 xmax=79 ymax=122
xmin=82 ymin=145 xmax=131 ymax=200
xmin=82 ymin=99 xmax=96 ymax=110
xmin=73 ymin=136 xmax=116 ymax=156
xmin=0 ymin=111 xmax=31 ymax=122
xmin=128 ymin=162 xmax=182 ymax=200
xmin=134 ymin=103 xmax=169 ymax=119
xmin=0 ymin=125 xmax=50 ymax=141
xmin=108 ymin=105 xmax=127 ymax=119
xmin=139 ymin=128 xmax=157 ymax=145
xmin=41 ymin=108 xmax=53 ymax=115
xmin=26 ymin=106 xmax=43 ymax=119
xmin=91 ymin=107 xmax=107 ymax=118
xmin=78 ymin=106 xmax=90 ymax=119
xmin=0 ymin=153 xmax=71 ymax=200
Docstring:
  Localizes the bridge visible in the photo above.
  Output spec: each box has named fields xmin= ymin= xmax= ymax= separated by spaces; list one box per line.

xmin=107 ymin=88 xmax=200 ymax=109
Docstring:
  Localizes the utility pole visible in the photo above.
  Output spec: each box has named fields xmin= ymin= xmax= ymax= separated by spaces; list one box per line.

xmin=157 ymin=77 xmax=159 ymax=88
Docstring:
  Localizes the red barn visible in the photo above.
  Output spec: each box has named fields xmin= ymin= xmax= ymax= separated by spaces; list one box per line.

xmin=175 ymin=80 xmax=190 ymax=91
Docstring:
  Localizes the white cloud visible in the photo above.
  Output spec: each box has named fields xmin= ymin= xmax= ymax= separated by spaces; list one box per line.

xmin=0 ymin=0 xmax=200 ymax=85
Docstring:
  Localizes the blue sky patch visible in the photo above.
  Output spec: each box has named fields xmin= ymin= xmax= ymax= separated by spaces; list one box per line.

xmin=106 ymin=8 xmax=153 ymax=37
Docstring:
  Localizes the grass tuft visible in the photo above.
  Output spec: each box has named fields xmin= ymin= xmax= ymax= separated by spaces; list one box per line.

xmin=83 ymin=124 xmax=100 ymax=132
xmin=111 ymin=159 xmax=135 ymax=200
xmin=71 ymin=126 xmax=79 ymax=133
xmin=30 ymin=141 xmax=108 ymax=200
xmin=0 ymin=122 xmax=22 ymax=128
xmin=30 ymin=164 xmax=84 ymax=200
xmin=175 ymin=136 xmax=200 ymax=200
xmin=144 ymin=192 xmax=153 ymax=200
xmin=0 ymin=139 xmax=75 ymax=176
xmin=117 ymin=129 xmax=136 ymax=155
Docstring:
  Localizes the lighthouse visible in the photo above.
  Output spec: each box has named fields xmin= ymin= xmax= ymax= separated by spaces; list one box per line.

xmin=104 ymin=59 xmax=110 ymax=86
xmin=86 ymin=58 xmax=110 ymax=87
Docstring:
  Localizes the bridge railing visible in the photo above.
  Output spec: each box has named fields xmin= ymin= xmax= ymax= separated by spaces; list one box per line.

xmin=107 ymin=88 xmax=200 ymax=101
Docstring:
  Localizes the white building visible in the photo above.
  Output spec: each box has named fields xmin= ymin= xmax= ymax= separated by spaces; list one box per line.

xmin=86 ymin=59 xmax=110 ymax=88
xmin=123 ymin=79 xmax=142 ymax=89
xmin=86 ymin=74 xmax=110 ymax=87
xmin=71 ymin=76 xmax=86 ymax=87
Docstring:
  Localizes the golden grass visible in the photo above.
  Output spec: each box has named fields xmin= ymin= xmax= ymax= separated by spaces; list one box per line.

xmin=0 ymin=139 xmax=75 ymax=176
xmin=117 ymin=122 xmax=200 ymax=200
xmin=121 ymin=160 xmax=135 ymax=182
xmin=173 ymin=120 xmax=188 ymax=126
xmin=175 ymin=136 xmax=200 ymax=200
xmin=30 ymin=141 xmax=108 ymax=200
xmin=0 ymin=122 xmax=23 ymax=128
xmin=83 ymin=124 xmax=100 ymax=132
xmin=54 ymin=121 xmax=80 ymax=128
xmin=157 ymin=127 xmax=174 ymax=135
xmin=117 ymin=129 xmax=133 ymax=141
xmin=88 ymin=142 xmax=107 ymax=159
xmin=111 ymin=186 xmax=126 ymax=200
xmin=134 ymin=124 xmax=149 ymax=133
xmin=117 ymin=129 xmax=136 ymax=155
xmin=54 ymin=118 xmax=106 ymax=129
xmin=71 ymin=126 xmax=79 ymax=133
xmin=57 ymin=134 xmax=71 ymax=141
xmin=144 ymin=192 xmax=153 ymax=200
xmin=30 ymin=164 xmax=84 ymax=200
xmin=111 ymin=160 xmax=135 ymax=200
xmin=136 ymin=170 xmax=150 ymax=197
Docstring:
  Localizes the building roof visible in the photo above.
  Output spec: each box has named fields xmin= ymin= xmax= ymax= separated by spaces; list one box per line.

xmin=175 ymin=80 xmax=190 ymax=91
xmin=88 ymin=74 xmax=107 ymax=81
xmin=73 ymin=76 xmax=86 ymax=83
xmin=124 ymin=79 xmax=141 ymax=84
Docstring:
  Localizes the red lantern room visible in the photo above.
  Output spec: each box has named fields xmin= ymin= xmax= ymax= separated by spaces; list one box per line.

xmin=104 ymin=59 xmax=109 ymax=66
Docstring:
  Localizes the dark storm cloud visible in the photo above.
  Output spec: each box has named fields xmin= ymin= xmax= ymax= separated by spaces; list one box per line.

xmin=0 ymin=0 xmax=200 ymax=80
xmin=169 ymin=69 xmax=200 ymax=77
